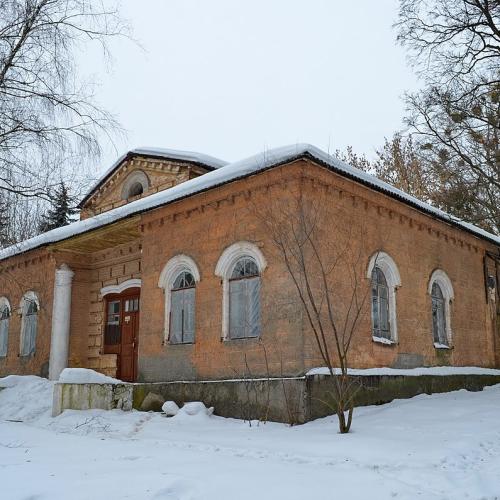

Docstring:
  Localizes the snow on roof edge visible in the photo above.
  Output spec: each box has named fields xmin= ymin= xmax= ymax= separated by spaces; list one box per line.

xmin=0 ymin=143 xmax=498 ymax=262
xmin=78 ymin=146 xmax=228 ymax=207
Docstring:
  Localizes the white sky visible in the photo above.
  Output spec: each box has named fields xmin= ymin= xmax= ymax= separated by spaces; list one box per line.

xmin=82 ymin=0 xmax=419 ymax=173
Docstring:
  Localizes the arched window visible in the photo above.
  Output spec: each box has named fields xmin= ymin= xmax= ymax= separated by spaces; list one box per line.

xmin=215 ymin=241 xmax=267 ymax=340
xmin=431 ymin=282 xmax=447 ymax=345
xmin=0 ymin=297 xmax=10 ymax=357
xmin=367 ymin=251 xmax=401 ymax=343
xmin=20 ymin=291 xmax=39 ymax=356
xmin=158 ymin=255 xmax=200 ymax=344
xmin=428 ymin=269 xmax=454 ymax=348
xmin=229 ymin=257 xmax=261 ymax=339
xmin=128 ymin=182 xmax=144 ymax=197
xmin=121 ymin=170 xmax=150 ymax=200
xmin=371 ymin=267 xmax=390 ymax=340
xmin=170 ymin=271 xmax=196 ymax=344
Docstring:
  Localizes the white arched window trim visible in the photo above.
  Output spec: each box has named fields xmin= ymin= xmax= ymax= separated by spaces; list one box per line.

xmin=428 ymin=269 xmax=454 ymax=348
xmin=215 ymin=241 xmax=267 ymax=340
xmin=158 ymin=255 xmax=200 ymax=344
xmin=367 ymin=251 xmax=401 ymax=344
xmin=100 ymin=279 xmax=142 ymax=297
xmin=0 ymin=296 xmax=11 ymax=357
xmin=121 ymin=170 xmax=150 ymax=200
xmin=19 ymin=291 xmax=40 ymax=356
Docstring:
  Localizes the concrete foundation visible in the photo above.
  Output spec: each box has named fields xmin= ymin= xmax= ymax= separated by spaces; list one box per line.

xmin=52 ymin=374 xmax=500 ymax=423
xmin=52 ymin=382 xmax=133 ymax=416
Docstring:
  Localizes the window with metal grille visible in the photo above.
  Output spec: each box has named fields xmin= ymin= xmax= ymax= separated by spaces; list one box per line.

xmin=169 ymin=271 xmax=195 ymax=344
xmin=229 ymin=257 xmax=261 ymax=339
xmin=431 ymin=282 xmax=447 ymax=345
xmin=0 ymin=303 xmax=10 ymax=357
xmin=371 ymin=266 xmax=391 ymax=340
xmin=20 ymin=298 xmax=38 ymax=356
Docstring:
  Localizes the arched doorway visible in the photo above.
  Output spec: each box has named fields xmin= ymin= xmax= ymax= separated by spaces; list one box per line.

xmin=102 ymin=286 xmax=140 ymax=382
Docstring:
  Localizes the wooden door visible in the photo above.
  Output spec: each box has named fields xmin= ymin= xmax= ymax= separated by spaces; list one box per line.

xmin=120 ymin=294 xmax=140 ymax=381
xmin=103 ymin=288 xmax=140 ymax=382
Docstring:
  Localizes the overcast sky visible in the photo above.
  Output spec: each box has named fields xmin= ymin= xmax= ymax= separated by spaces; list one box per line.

xmin=82 ymin=0 xmax=419 ymax=173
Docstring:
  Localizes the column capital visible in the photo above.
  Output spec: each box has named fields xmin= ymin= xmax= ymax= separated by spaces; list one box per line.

xmin=55 ymin=264 xmax=74 ymax=286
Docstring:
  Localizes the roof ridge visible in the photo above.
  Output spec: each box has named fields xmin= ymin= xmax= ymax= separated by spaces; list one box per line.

xmin=0 ymin=143 xmax=498 ymax=261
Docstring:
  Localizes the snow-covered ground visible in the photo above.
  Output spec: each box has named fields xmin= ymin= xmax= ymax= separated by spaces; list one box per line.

xmin=1 ymin=376 xmax=500 ymax=499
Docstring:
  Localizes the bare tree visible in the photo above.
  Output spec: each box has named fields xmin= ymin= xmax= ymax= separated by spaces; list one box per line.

xmin=334 ymin=146 xmax=372 ymax=173
xmin=396 ymin=0 xmax=500 ymax=234
xmin=0 ymin=0 xmax=127 ymax=201
xmin=255 ymin=186 xmax=372 ymax=433
xmin=0 ymin=189 xmax=46 ymax=246
xmin=407 ymin=87 xmax=499 ymax=233
xmin=396 ymin=0 xmax=500 ymax=97
xmin=373 ymin=134 xmax=433 ymax=202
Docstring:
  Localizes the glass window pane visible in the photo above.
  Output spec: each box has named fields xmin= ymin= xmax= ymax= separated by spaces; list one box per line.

xmin=431 ymin=283 xmax=447 ymax=345
xmin=231 ymin=257 xmax=259 ymax=279
xmin=371 ymin=267 xmax=391 ymax=339
xmin=245 ymin=259 xmax=259 ymax=277
xmin=0 ymin=318 xmax=8 ymax=356
xmin=21 ymin=314 xmax=37 ymax=355
xmin=229 ymin=280 xmax=246 ymax=338
xmin=183 ymin=288 xmax=195 ymax=343
xmin=231 ymin=260 xmax=246 ymax=279
xmin=108 ymin=300 xmax=120 ymax=316
xmin=173 ymin=271 xmax=195 ymax=290
xmin=379 ymin=295 xmax=390 ymax=338
xmin=247 ymin=277 xmax=261 ymax=337
xmin=0 ymin=306 xmax=9 ymax=320
xmin=170 ymin=290 xmax=184 ymax=344
xmin=105 ymin=300 xmax=120 ymax=345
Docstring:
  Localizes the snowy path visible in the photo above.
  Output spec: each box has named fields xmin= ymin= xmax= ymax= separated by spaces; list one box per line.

xmin=1 ymin=377 xmax=500 ymax=499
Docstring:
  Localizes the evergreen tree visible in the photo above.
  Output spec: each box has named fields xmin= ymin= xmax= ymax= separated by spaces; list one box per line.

xmin=39 ymin=182 xmax=78 ymax=233
xmin=0 ymin=194 xmax=10 ymax=247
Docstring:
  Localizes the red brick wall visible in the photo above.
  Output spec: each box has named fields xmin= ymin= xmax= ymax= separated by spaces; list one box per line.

xmin=1 ymin=159 xmax=498 ymax=381
xmin=0 ymin=250 xmax=56 ymax=377
xmin=136 ymin=160 xmax=498 ymax=381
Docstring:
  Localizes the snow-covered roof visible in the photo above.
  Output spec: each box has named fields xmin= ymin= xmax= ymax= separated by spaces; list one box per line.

xmin=78 ymin=146 xmax=228 ymax=207
xmin=1 ymin=143 xmax=498 ymax=262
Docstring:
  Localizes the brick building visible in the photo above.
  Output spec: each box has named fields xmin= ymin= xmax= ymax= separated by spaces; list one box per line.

xmin=0 ymin=144 xmax=498 ymax=382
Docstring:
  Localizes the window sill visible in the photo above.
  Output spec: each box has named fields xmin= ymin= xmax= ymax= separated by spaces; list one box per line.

xmin=165 ymin=341 xmax=195 ymax=346
xmin=372 ymin=336 xmax=397 ymax=346
xmin=222 ymin=336 xmax=260 ymax=342
xmin=434 ymin=342 xmax=452 ymax=350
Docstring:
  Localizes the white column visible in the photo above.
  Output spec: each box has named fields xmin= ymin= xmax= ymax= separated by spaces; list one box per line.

xmin=49 ymin=264 xmax=75 ymax=380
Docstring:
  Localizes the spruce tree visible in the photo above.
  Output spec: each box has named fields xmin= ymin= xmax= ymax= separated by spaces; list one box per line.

xmin=39 ymin=182 xmax=78 ymax=233
xmin=0 ymin=194 xmax=10 ymax=247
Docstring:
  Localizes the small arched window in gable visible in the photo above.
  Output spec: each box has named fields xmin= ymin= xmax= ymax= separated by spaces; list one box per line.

xmin=229 ymin=256 xmax=261 ymax=339
xmin=121 ymin=170 xmax=150 ymax=200
xmin=20 ymin=292 xmax=39 ymax=356
xmin=371 ymin=267 xmax=390 ymax=340
xmin=170 ymin=271 xmax=196 ymax=344
xmin=0 ymin=298 xmax=10 ymax=357
xmin=128 ymin=182 xmax=144 ymax=198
